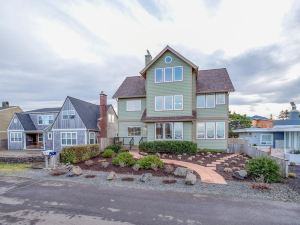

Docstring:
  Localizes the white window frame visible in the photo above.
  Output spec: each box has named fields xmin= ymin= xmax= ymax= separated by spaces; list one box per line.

xmin=89 ymin=132 xmax=96 ymax=144
xmin=216 ymin=122 xmax=226 ymax=139
xmin=174 ymin=95 xmax=183 ymax=110
xmin=164 ymin=96 xmax=173 ymax=111
xmin=126 ymin=100 xmax=141 ymax=112
xmin=173 ymin=66 xmax=183 ymax=82
xmin=62 ymin=110 xmax=75 ymax=120
xmin=164 ymin=122 xmax=173 ymax=139
xmin=155 ymin=96 xmax=164 ymax=111
xmin=206 ymin=94 xmax=216 ymax=108
xmin=108 ymin=114 xmax=114 ymax=123
xmin=196 ymin=95 xmax=206 ymax=108
xmin=61 ymin=132 xmax=77 ymax=146
xmin=155 ymin=68 xmax=164 ymax=83
xmin=38 ymin=115 xmax=54 ymax=125
xmin=206 ymin=122 xmax=216 ymax=139
xmin=196 ymin=122 xmax=206 ymax=139
xmin=48 ymin=132 xmax=52 ymax=140
xmin=155 ymin=123 xmax=183 ymax=140
xmin=173 ymin=122 xmax=183 ymax=140
xmin=10 ymin=132 xmax=22 ymax=142
xmin=128 ymin=126 xmax=142 ymax=137
xmin=260 ymin=134 xmax=273 ymax=145
xmin=164 ymin=67 xmax=173 ymax=82
xmin=216 ymin=93 xmax=226 ymax=105
xmin=164 ymin=56 xmax=172 ymax=64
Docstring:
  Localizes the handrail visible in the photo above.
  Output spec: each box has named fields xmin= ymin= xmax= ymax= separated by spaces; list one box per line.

xmin=139 ymin=137 xmax=147 ymax=144
xmin=129 ymin=137 xmax=134 ymax=150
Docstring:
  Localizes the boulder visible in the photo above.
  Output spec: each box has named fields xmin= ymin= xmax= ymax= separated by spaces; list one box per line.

xmin=98 ymin=159 xmax=106 ymax=163
xmin=232 ymin=170 xmax=247 ymax=180
xmin=50 ymin=167 xmax=68 ymax=176
xmin=230 ymin=160 xmax=237 ymax=165
xmin=185 ymin=172 xmax=197 ymax=185
xmin=223 ymin=163 xmax=229 ymax=167
xmin=107 ymin=171 xmax=116 ymax=180
xmin=174 ymin=167 xmax=192 ymax=177
xmin=164 ymin=165 xmax=174 ymax=173
xmin=67 ymin=166 xmax=82 ymax=177
xmin=140 ymin=152 xmax=148 ymax=156
xmin=183 ymin=153 xmax=187 ymax=156
xmin=239 ymin=164 xmax=246 ymax=168
xmin=139 ymin=173 xmax=152 ymax=182
xmin=232 ymin=167 xmax=240 ymax=171
xmin=177 ymin=156 xmax=182 ymax=160
xmin=168 ymin=155 xmax=173 ymax=159
xmin=84 ymin=160 xmax=94 ymax=167
xmin=187 ymin=157 xmax=193 ymax=161
xmin=197 ymin=160 xmax=203 ymax=165
xmin=101 ymin=161 xmax=109 ymax=168
xmin=155 ymin=153 xmax=161 ymax=158
xmin=223 ymin=167 xmax=233 ymax=173
xmin=132 ymin=164 xmax=140 ymax=171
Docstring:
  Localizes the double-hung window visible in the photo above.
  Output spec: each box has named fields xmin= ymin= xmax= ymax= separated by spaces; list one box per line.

xmin=216 ymin=122 xmax=225 ymax=139
xmin=164 ymin=67 xmax=173 ymax=82
xmin=155 ymin=95 xmax=183 ymax=111
xmin=196 ymin=95 xmax=206 ymax=108
xmin=216 ymin=93 xmax=225 ymax=104
xmin=196 ymin=123 xmax=205 ymax=139
xmin=155 ymin=68 xmax=163 ymax=83
xmin=260 ymin=134 xmax=273 ymax=145
xmin=155 ymin=96 xmax=164 ymax=111
xmin=206 ymin=94 xmax=215 ymax=108
xmin=62 ymin=110 xmax=75 ymax=119
xmin=155 ymin=122 xmax=183 ymax=140
xmin=61 ymin=132 xmax=77 ymax=146
xmin=126 ymin=100 xmax=141 ymax=111
xmin=164 ymin=96 xmax=173 ymax=110
xmin=174 ymin=122 xmax=183 ymax=140
xmin=10 ymin=132 xmax=22 ymax=142
xmin=174 ymin=66 xmax=183 ymax=81
xmin=38 ymin=133 xmax=43 ymax=143
xmin=38 ymin=115 xmax=54 ymax=125
xmin=89 ymin=132 xmax=96 ymax=144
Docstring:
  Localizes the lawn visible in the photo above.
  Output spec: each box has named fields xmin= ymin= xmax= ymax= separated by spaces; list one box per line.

xmin=0 ymin=163 xmax=31 ymax=172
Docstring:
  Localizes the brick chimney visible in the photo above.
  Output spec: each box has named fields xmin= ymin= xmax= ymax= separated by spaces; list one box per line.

xmin=2 ymin=101 xmax=9 ymax=108
xmin=99 ymin=91 xmax=107 ymax=138
xmin=145 ymin=49 xmax=152 ymax=66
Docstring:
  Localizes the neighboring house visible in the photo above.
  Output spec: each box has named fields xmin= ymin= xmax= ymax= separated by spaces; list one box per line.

xmin=234 ymin=102 xmax=300 ymax=163
xmin=7 ymin=94 xmax=118 ymax=152
xmin=249 ymin=115 xmax=273 ymax=128
xmin=0 ymin=102 xmax=22 ymax=149
xmin=113 ymin=46 xmax=235 ymax=150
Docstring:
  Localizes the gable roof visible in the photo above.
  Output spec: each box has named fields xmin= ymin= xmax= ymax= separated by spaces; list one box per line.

xmin=113 ymin=76 xmax=146 ymax=99
xmin=140 ymin=45 xmax=198 ymax=77
xmin=67 ymin=96 xmax=100 ymax=130
xmin=26 ymin=107 xmax=61 ymax=113
xmin=15 ymin=113 xmax=36 ymax=131
xmin=249 ymin=115 xmax=269 ymax=120
xmin=196 ymin=68 xmax=235 ymax=93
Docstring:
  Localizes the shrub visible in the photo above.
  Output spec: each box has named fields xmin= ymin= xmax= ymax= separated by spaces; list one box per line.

xmin=105 ymin=144 xmax=122 ymax=153
xmin=246 ymin=157 xmax=281 ymax=183
xmin=136 ymin=155 xmax=164 ymax=169
xmin=112 ymin=152 xmax=136 ymax=167
xmin=139 ymin=141 xmax=197 ymax=155
xmin=60 ymin=144 xmax=100 ymax=164
xmin=102 ymin=149 xmax=115 ymax=158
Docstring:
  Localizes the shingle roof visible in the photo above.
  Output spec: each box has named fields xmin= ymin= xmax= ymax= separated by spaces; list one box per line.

xmin=196 ymin=68 xmax=235 ymax=93
xmin=26 ymin=107 xmax=61 ymax=113
xmin=141 ymin=109 xmax=196 ymax=122
xmin=68 ymin=96 xmax=100 ymax=130
xmin=15 ymin=113 xmax=36 ymax=131
xmin=113 ymin=76 xmax=146 ymax=99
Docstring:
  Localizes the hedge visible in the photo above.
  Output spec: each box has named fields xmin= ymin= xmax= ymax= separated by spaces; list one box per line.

xmin=105 ymin=144 xmax=122 ymax=153
xmin=60 ymin=144 xmax=100 ymax=164
xmin=139 ymin=141 xmax=197 ymax=155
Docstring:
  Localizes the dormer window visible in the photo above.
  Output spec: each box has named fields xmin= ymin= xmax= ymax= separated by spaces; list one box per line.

xmin=165 ymin=56 xmax=172 ymax=64
xmin=38 ymin=115 xmax=54 ymax=125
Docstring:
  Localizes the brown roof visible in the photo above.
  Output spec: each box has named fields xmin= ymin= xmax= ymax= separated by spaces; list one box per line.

xmin=113 ymin=76 xmax=146 ymax=99
xmin=141 ymin=109 xmax=196 ymax=122
xmin=196 ymin=68 xmax=235 ymax=93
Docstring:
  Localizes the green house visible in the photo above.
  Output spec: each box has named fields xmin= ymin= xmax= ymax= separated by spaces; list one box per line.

xmin=113 ymin=46 xmax=234 ymax=150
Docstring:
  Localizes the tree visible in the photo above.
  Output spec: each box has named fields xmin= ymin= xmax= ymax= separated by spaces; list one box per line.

xmin=229 ymin=111 xmax=252 ymax=138
xmin=278 ymin=109 xmax=289 ymax=120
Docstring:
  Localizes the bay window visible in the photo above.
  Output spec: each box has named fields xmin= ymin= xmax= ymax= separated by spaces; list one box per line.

xmin=165 ymin=123 xmax=173 ymax=139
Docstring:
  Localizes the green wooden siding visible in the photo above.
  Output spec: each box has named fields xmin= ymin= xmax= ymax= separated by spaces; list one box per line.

xmin=146 ymin=51 xmax=193 ymax=117
xmin=197 ymin=139 xmax=227 ymax=150
xmin=196 ymin=94 xmax=229 ymax=119
xmin=118 ymin=98 xmax=146 ymax=122
xmin=118 ymin=121 xmax=146 ymax=145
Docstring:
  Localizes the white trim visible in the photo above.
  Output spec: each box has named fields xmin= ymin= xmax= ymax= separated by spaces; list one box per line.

xmin=260 ymin=133 xmax=273 ymax=145
xmin=173 ymin=95 xmax=183 ymax=110
xmin=52 ymin=128 xmax=86 ymax=131
xmin=173 ymin=122 xmax=183 ymax=140
xmin=7 ymin=129 xmax=24 ymax=131
xmin=154 ymin=68 xmax=163 ymax=83
xmin=216 ymin=122 xmax=226 ymax=139
xmin=126 ymin=100 xmax=141 ymax=112
xmin=216 ymin=93 xmax=226 ymax=105
xmin=196 ymin=95 xmax=206 ymax=109
xmin=164 ymin=96 xmax=173 ymax=111
xmin=10 ymin=132 xmax=22 ymax=142
xmin=164 ymin=67 xmax=173 ymax=82
xmin=205 ymin=94 xmax=216 ymax=108
xmin=7 ymin=114 xmax=24 ymax=131
xmin=61 ymin=132 xmax=77 ymax=146
xmin=155 ymin=96 xmax=164 ymax=111
xmin=206 ymin=122 xmax=216 ymax=139
xmin=47 ymin=132 xmax=52 ymax=140
xmin=37 ymin=114 xmax=54 ymax=125
xmin=196 ymin=122 xmax=206 ymax=139
xmin=173 ymin=66 xmax=183 ymax=82
xmin=164 ymin=56 xmax=172 ymax=64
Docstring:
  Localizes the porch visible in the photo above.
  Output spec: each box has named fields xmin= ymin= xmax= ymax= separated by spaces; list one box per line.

xmin=24 ymin=132 xmax=44 ymax=150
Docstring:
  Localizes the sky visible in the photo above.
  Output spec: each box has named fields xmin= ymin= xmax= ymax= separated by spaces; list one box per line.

xmin=1 ymin=0 xmax=300 ymax=118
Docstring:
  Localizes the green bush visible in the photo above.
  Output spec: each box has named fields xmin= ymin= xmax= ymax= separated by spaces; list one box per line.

xmin=102 ymin=149 xmax=115 ymax=158
xmin=105 ymin=144 xmax=121 ymax=153
xmin=136 ymin=155 xmax=164 ymax=169
xmin=60 ymin=144 xmax=100 ymax=164
xmin=112 ymin=152 xmax=136 ymax=166
xmin=246 ymin=157 xmax=281 ymax=183
xmin=139 ymin=141 xmax=197 ymax=155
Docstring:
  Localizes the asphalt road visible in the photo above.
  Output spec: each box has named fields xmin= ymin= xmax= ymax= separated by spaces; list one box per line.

xmin=0 ymin=176 xmax=299 ymax=225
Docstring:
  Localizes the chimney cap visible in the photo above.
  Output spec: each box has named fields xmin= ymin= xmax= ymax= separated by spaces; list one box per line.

xmin=100 ymin=91 xmax=107 ymax=96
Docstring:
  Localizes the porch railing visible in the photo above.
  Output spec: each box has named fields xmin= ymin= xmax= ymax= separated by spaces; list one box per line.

xmin=139 ymin=137 xmax=147 ymax=144
xmin=113 ymin=137 xmax=135 ymax=150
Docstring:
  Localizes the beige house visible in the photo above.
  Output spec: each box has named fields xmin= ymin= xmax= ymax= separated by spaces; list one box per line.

xmin=0 ymin=102 xmax=22 ymax=149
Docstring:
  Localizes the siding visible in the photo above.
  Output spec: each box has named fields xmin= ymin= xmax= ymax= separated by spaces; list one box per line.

xmin=118 ymin=98 xmax=146 ymax=122
xmin=44 ymin=131 xmax=53 ymax=150
xmin=29 ymin=112 xmax=58 ymax=130
xmin=196 ymin=94 xmax=229 ymax=119
xmin=52 ymin=98 xmax=86 ymax=129
xmin=53 ymin=130 xmax=86 ymax=152
xmin=146 ymin=51 xmax=193 ymax=117
xmin=8 ymin=114 xmax=24 ymax=130
xmin=197 ymin=139 xmax=227 ymax=150
xmin=8 ymin=131 xmax=24 ymax=150
xmin=118 ymin=121 xmax=146 ymax=145
xmin=107 ymin=107 xmax=118 ymax=138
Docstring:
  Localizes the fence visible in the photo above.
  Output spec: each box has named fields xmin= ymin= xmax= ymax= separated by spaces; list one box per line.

xmin=228 ymin=138 xmax=289 ymax=177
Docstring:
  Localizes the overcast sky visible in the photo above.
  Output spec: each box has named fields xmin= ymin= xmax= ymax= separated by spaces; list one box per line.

xmin=1 ymin=0 xmax=300 ymax=117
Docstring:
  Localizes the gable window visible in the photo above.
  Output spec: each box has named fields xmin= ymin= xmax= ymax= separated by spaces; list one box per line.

xmin=216 ymin=122 xmax=225 ymax=139
xmin=48 ymin=132 xmax=52 ymax=140
xmin=174 ymin=95 xmax=183 ymax=110
xmin=206 ymin=122 xmax=215 ymax=139
xmin=174 ymin=66 xmax=183 ymax=81
xmin=13 ymin=118 xmax=18 ymax=123
xmin=196 ymin=122 xmax=205 ymax=139
xmin=128 ymin=127 xmax=141 ymax=136
xmin=155 ymin=96 xmax=164 ymax=111
xmin=164 ymin=67 xmax=173 ymax=82
xmin=89 ymin=132 xmax=96 ymax=144
xmin=38 ymin=115 xmax=54 ymax=125
xmin=165 ymin=56 xmax=172 ymax=63
xmin=206 ymin=94 xmax=215 ymax=108
xmin=164 ymin=96 xmax=173 ymax=110
xmin=10 ymin=132 xmax=22 ymax=142
xmin=260 ymin=134 xmax=273 ymax=145
xmin=216 ymin=93 xmax=225 ymax=104
xmin=155 ymin=68 xmax=163 ymax=83
xmin=62 ymin=110 xmax=75 ymax=119
xmin=126 ymin=100 xmax=141 ymax=111
xmin=196 ymin=95 xmax=206 ymax=108
xmin=61 ymin=132 xmax=77 ymax=146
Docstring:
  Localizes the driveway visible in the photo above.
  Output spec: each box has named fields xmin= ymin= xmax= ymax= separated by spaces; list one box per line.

xmin=0 ymin=176 xmax=299 ymax=225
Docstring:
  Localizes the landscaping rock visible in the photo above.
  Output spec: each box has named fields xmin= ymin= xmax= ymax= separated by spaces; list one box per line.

xmin=119 ymin=162 xmax=126 ymax=168
xmin=177 ymin=156 xmax=182 ymax=160
xmin=107 ymin=171 xmax=116 ymax=180
xmin=50 ymin=167 xmax=68 ymax=176
xmin=230 ymin=160 xmax=238 ymax=165
xmin=187 ymin=157 xmax=193 ymax=161
xmin=197 ymin=160 xmax=203 ymax=165
xmin=185 ymin=172 xmax=197 ymax=185
xmin=183 ymin=153 xmax=187 ymax=156
xmin=84 ymin=160 xmax=94 ymax=167
xmin=169 ymin=155 xmax=173 ymax=159
xmin=164 ymin=165 xmax=174 ymax=173
xmin=132 ymin=164 xmax=140 ymax=171
xmin=224 ymin=167 xmax=233 ymax=173
xmin=233 ymin=170 xmax=248 ymax=180
xmin=174 ymin=167 xmax=192 ymax=177
xmin=223 ymin=163 xmax=229 ymax=167
xmin=67 ymin=166 xmax=82 ymax=177
xmin=232 ymin=167 xmax=240 ymax=171
xmin=151 ymin=163 xmax=158 ymax=171
xmin=155 ymin=153 xmax=161 ymax=158
xmin=140 ymin=152 xmax=148 ymax=156
xmin=101 ymin=161 xmax=109 ymax=168
xmin=139 ymin=173 xmax=152 ymax=182
xmin=98 ymin=159 xmax=106 ymax=163
xmin=239 ymin=164 xmax=246 ymax=168
xmin=162 ymin=154 xmax=167 ymax=158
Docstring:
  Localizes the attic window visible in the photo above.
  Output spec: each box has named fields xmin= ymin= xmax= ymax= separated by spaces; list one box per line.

xmin=13 ymin=118 xmax=17 ymax=123
xmin=165 ymin=56 xmax=172 ymax=64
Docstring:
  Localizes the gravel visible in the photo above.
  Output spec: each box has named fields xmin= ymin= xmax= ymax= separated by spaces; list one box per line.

xmin=1 ymin=169 xmax=300 ymax=203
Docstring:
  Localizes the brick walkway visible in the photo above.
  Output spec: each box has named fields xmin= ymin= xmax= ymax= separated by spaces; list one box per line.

xmin=130 ymin=151 xmax=227 ymax=185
